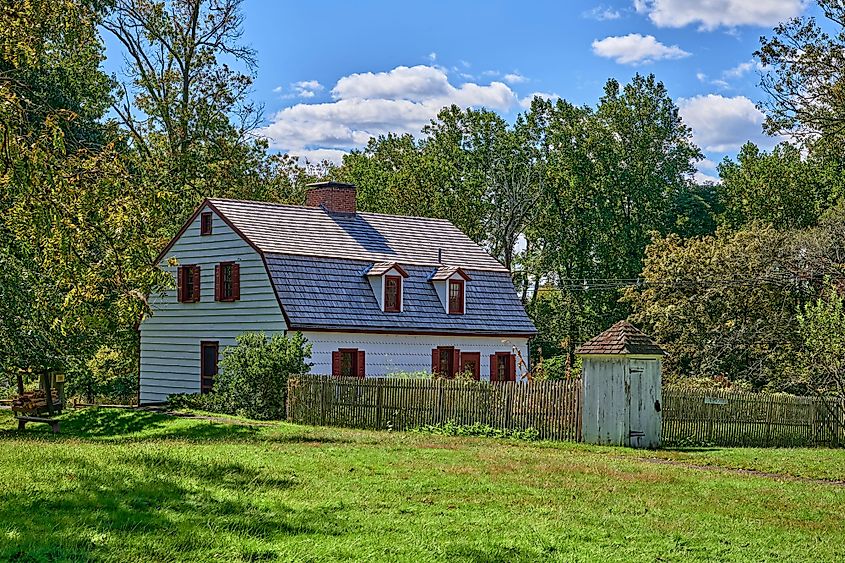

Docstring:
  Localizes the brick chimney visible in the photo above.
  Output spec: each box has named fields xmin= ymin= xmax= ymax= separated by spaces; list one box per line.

xmin=305 ymin=181 xmax=357 ymax=214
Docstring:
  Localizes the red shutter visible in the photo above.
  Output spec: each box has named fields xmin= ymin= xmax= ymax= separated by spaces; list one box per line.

xmin=332 ymin=351 xmax=340 ymax=376
xmin=232 ymin=263 xmax=240 ymax=300
xmin=432 ymin=349 xmax=439 ymax=375
xmin=192 ymin=266 xmax=201 ymax=302
xmin=510 ymin=354 xmax=517 ymax=381
xmin=489 ymin=354 xmax=497 ymax=381
xmin=452 ymin=348 xmax=461 ymax=377
xmin=357 ymin=350 xmax=366 ymax=378
xmin=214 ymin=264 xmax=221 ymax=301
xmin=177 ymin=266 xmax=184 ymax=302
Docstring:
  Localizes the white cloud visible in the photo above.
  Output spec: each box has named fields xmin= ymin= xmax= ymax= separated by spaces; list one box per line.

xmin=427 ymin=52 xmax=437 ymax=62
xmin=503 ymin=72 xmax=527 ymax=84
xmin=592 ymin=33 xmax=690 ymax=65
xmin=694 ymin=170 xmax=721 ymax=184
xmin=258 ymin=64 xmax=521 ymax=160
xmin=292 ymin=80 xmax=324 ymax=98
xmin=272 ymin=85 xmax=283 ymax=93
xmin=678 ymin=94 xmax=772 ymax=152
xmin=634 ymin=0 xmax=807 ymax=30
xmin=519 ymin=91 xmax=561 ymax=109
xmin=583 ymin=6 xmax=622 ymax=20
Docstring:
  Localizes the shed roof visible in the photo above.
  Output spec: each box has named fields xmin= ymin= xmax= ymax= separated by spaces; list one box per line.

xmin=575 ymin=321 xmax=665 ymax=356
xmin=206 ymin=199 xmax=508 ymax=271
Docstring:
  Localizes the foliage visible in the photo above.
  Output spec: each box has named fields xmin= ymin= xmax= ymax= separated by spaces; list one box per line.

xmin=717 ymin=142 xmax=839 ymax=230
xmin=214 ymin=332 xmax=312 ymax=420
xmin=757 ymin=0 xmax=845 ymax=145
xmin=72 ymin=346 xmax=139 ymax=403
xmin=384 ymin=371 xmax=433 ymax=379
xmin=532 ymin=354 xmax=580 ymax=381
xmin=663 ymin=375 xmax=753 ymax=392
xmin=623 ymin=227 xmax=806 ymax=391
xmin=165 ymin=392 xmax=220 ymax=412
xmin=410 ymin=420 xmax=541 ymax=441
xmin=797 ymin=284 xmax=845 ymax=398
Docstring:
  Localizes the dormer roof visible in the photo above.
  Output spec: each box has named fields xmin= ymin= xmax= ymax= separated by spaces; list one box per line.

xmin=429 ymin=266 xmax=472 ymax=282
xmin=365 ymin=262 xmax=409 ymax=278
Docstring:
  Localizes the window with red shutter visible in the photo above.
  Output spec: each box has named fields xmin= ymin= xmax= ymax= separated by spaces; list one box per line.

xmin=216 ymin=262 xmax=239 ymax=302
xmin=334 ymin=349 xmax=360 ymax=377
xmin=356 ymin=350 xmax=366 ymax=378
xmin=432 ymin=346 xmax=456 ymax=378
xmin=491 ymin=352 xmax=515 ymax=382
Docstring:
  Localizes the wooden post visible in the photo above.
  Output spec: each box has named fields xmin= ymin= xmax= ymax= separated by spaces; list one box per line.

xmin=764 ymin=395 xmax=774 ymax=447
xmin=320 ymin=377 xmax=328 ymax=426
xmin=376 ymin=378 xmax=384 ymax=429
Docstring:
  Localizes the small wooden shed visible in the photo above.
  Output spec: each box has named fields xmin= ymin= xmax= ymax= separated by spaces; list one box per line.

xmin=575 ymin=321 xmax=665 ymax=448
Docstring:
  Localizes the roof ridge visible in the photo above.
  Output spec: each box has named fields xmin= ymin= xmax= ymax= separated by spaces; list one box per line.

xmin=208 ymin=197 xmax=455 ymax=224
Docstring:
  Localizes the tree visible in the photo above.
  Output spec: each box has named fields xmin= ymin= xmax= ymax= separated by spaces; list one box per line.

xmin=623 ymin=227 xmax=806 ymax=390
xmin=798 ymin=286 xmax=845 ymax=398
xmin=757 ymin=1 xmax=845 ymax=144
xmin=717 ymin=142 xmax=836 ymax=230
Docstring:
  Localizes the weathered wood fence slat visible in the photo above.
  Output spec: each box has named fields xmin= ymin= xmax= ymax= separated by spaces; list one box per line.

xmin=287 ymin=375 xmax=582 ymax=442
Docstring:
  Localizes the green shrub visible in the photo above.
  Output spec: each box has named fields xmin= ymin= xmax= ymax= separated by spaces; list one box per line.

xmin=411 ymin=421 xmax=540 ymax=441
xmin=214 ymin=331 xmax=312 ymax=420
xmin=166 ymin=392 xmax=219 ymax=412
xmin=533 ymin=354 xmax=581 ymax=381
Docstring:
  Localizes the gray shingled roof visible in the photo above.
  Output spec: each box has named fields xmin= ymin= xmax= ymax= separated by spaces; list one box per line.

xmin=209 ymin=198 xmax=508 ymax=271
xmin=575 ymin=321 xmax=665 ymax=356
xmin=265 ymin=254 xmax=536 ymax=335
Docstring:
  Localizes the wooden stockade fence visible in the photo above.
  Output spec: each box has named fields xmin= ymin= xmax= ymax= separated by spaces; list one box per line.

xmin=287 ymin=374 xmax=582 ymax=441
xmin=662 ymin=387 xmax=845 ymax=447
xmin=286 ymin=375 xmax=845 ymax=447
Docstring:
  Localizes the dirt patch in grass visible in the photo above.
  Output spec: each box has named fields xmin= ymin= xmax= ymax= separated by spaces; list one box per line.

xmin=637 ymin=457 xmax=845 ymax=487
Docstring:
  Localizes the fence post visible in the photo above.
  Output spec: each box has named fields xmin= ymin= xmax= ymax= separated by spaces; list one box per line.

xmin=376 ymin=378 xmax=384 ymax=429
xmin=320 ymin=376 xmax=328 ymax=426
xmin=764 ymin=395 xmax=774 ymax=447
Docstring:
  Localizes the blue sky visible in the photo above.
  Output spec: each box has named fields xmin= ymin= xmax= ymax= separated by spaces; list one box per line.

xmin=105 ymin=0 xmax=820 ymax=181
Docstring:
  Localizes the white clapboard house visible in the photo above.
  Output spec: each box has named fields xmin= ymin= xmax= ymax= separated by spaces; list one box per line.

xmin=139 ymin=182 xmax=537 ymax=404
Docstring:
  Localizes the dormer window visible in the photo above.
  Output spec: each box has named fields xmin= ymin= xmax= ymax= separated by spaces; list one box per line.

xmin=384 ymin=275 xmax=402 ymax=312
xmin=448 ymin=279 xmax=464 ymax=314
xmin=430 ymin=266 xmax=471 ymax=314
xmin=365 ymin=262 xmax=409 ymax=313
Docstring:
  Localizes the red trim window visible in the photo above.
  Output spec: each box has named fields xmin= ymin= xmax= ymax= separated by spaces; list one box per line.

xmin=200 ymin=341 xmax=219 ymax=393
xmin=332 ymin=348 xmax=366 ymax=377
xmin=384 ymin=275 xmax=401 ymax=312
xmin=200 ymin=212 xmax=213 ymax=235
xmin=431 ymin=346 xmax=460 ymax=378
xmin=215 ymin=262 xmax=240 ymax=302
xmin=490 ymin=352 xmax=516 ymax=382
xmin=177 ymin=265 xmax=201 ymax=303
xmin=448 ymin=279 xmax=464 ymax=314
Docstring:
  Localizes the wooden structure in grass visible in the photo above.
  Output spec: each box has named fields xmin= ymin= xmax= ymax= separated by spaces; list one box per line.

xmin=576 ymin=321 xmax=665 ymax=449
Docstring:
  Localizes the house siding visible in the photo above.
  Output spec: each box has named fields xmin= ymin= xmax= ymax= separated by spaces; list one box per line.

xmin=140 ymin=206 xmax=286 ymax=404
xmin=300 ymin=331 xmax=530 ymax=380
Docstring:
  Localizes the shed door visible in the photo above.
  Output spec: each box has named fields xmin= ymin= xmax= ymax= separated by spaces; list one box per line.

xmin=627 ymin=359 xmax=661 ymax=448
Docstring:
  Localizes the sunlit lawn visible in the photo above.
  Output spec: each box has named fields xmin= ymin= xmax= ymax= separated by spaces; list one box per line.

xmin=1 ymin=408 xmax=843 ymax=562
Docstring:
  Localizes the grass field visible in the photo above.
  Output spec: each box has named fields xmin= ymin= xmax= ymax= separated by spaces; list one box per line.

xmin=1 ymin=408 xmax=843 ymax=562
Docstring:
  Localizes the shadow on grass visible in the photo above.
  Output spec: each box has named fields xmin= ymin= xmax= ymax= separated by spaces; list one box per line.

xmin=0 ymin=446 xmax=345 ymax=561
xmin=1 ymin=407 xmax=354 ymax=446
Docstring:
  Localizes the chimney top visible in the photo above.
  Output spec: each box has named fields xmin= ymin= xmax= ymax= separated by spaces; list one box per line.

xmin=305 ymin=181 xmax=357 ymax=214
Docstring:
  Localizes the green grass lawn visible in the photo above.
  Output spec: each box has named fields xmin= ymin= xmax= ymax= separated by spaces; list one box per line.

xmin=1 ymin=409 xmax=843 ymax=562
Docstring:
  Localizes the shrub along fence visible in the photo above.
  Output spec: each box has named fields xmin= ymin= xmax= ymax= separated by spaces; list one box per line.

xmin=286 ymin=374 xmax=582 ymax=441
xmin=662 ymin=387 xmax=845 ymax=447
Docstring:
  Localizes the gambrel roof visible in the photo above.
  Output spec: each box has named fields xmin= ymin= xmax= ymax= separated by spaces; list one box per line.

xmin=158 ymin=198 xmax=536 ymax=336
xmin=207 ymin=198 xmax=508 ymax=271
